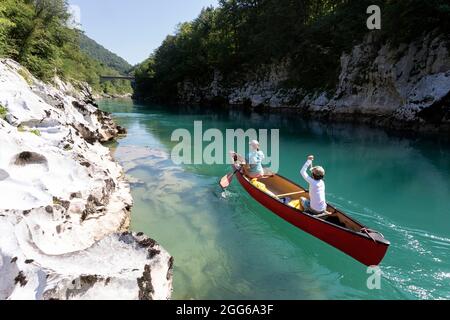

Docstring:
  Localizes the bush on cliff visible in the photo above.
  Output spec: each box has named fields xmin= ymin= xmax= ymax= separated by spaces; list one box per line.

xmin=0 ymin=104 xmax=7 ymax=120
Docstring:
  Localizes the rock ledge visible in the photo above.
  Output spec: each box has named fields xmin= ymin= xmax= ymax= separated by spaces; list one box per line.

xmin=0 ymin=59 xmax=172 ymax=300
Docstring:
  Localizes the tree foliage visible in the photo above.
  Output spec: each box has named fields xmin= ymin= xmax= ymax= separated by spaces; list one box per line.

xmin=135 ymin=0 xmax=450 ymax=101
xmin=0 ymin=0 xmax=131 ymax=94
xmin=79 ymin=33 xmax=132 ymax=75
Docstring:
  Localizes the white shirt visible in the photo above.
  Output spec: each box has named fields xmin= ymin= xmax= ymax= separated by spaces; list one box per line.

xmin=300 ymin=160 xmax=327 ymax=212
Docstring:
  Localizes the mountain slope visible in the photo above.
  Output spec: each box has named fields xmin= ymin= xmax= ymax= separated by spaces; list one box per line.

xmin=79 ymin=32 xmax=132 ymax=75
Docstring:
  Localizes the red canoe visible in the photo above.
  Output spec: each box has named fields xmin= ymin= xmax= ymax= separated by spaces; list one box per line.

xmin=231 ymin=157 xmax=390 ymax=266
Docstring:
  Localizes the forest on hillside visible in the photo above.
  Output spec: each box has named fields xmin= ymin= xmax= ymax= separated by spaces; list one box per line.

xmin=134 ymin=0 xmax=450 ymax=102
xmin=0 ymin=0 xmax=132 ymax=95
xmin=79 ymin=33 xmax=132 ymax=75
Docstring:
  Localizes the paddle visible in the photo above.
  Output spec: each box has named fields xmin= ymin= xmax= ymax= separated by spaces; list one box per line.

xmin=219 ymin=169 xmax=238 ymax=190
xmin=220 ymin=151 xmax=242 ymax=190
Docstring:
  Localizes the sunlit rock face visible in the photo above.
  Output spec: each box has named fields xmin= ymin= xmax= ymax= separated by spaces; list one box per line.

xmin=329 ymin=33 xmax=450 ymax=128
xmin=0 ymin=59 xmax=173 ymax=300
xmin=177 ymin=32 xmax=450 ymax=132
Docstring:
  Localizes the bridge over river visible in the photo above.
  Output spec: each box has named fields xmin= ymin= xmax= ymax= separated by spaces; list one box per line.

xmin=100 ymin=75 xmax=135 ymax=83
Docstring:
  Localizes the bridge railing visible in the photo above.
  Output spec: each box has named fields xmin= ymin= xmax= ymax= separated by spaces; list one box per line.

xmin=100 ymin=76 xmax=135 ymax=82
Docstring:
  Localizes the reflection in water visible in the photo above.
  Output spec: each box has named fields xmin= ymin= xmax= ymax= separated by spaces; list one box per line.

xmin=102 ymin=99 xmax=450 ymax=300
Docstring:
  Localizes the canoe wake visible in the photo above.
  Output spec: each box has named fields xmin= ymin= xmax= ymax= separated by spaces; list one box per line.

xmin=327 ymin=194 xmax=450 ymax=299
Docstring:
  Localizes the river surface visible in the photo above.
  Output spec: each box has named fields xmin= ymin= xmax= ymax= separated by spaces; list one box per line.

xmin=100 ymin=99 xmax=450 ymax=300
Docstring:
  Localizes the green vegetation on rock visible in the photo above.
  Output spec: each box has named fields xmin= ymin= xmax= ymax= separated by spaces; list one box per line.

xmin=30 ymin=129 xmax=41 ymax=136
xmin=18 ymin=67 xmax=33 ymax=85
xmin=15 ymin=126 xmax=41 ymax=136
xmin=0 ymin=104 xmax=7 ymax=120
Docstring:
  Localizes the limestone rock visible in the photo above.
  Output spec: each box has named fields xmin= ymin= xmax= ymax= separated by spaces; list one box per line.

xmin=0 ymin=58 xmax=173 ymax=300
xmin=174 ymin=32 xmax=450 ymax=132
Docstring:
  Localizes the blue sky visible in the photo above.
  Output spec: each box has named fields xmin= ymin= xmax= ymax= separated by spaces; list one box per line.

xmin=68 ymin=0 xmax=218 ymax=65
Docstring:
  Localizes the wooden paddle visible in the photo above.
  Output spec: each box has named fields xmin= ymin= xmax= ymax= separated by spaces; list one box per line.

xmin=219 ymin=169 xmax=238 ymax=190
xmin=220 ymin=151 xmax=245 ymax=190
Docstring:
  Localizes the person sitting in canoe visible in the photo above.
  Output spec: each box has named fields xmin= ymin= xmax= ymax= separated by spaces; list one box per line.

xmin=300 ymin=155 xmax=330 ymax=216
xmin=244 ymin=140 xmax=266 ymax=179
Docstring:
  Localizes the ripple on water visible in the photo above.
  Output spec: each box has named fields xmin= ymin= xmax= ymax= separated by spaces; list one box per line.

xmin=102 ymin=100 xmax=450 ymax=300
xmin=327 ymin=194 xmax=450 ymax=300
xmin=124 ymin=147 xmax=449 ymax=299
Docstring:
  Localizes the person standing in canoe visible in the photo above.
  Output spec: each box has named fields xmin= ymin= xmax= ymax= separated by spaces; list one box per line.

xmin=245 ymin=140 xmax=266 ymax=178
xmin=300 ymin=155 xmax=329 ymax=216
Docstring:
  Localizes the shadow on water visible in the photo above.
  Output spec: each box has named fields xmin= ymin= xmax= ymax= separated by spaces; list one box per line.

xmin=100 ymin=99 xmax=450 ymax=300
xmin=131 ymin=101 xmax=449 ymax=142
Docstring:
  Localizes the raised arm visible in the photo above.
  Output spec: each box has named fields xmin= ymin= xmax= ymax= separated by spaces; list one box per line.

xmin=300 ymin=156 xmax=314 ymax=184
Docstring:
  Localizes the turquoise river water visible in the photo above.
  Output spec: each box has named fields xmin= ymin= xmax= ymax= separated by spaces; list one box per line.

xmin=100 ymin=99 xmax=450 ymax=300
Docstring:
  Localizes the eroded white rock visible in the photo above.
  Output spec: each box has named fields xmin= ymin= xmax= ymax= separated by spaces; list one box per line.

xmin=0 ymin=59 xmax=173 ymax=300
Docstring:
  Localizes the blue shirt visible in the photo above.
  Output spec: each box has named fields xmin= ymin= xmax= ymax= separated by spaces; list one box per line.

xmin=247 ymin=151 xmax=265 ymax=175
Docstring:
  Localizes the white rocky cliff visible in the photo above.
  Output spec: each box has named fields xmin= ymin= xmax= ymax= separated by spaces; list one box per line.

xmin=0 ymin=59 xmax=173 ymax=300
xmin=327 ymin=33 xmax=450 ymax=129
xmin=177 ymin=33 xmax=450 ymax=132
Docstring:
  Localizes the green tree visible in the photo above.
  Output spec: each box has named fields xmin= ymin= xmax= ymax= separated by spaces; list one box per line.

xmin=78 ymin=32 xmax=132 ymax=75
xmin=135 ymin=0 xmax=450 ymax=102
xmin=1 ymin=0 xmax=132 ymax=95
